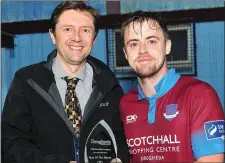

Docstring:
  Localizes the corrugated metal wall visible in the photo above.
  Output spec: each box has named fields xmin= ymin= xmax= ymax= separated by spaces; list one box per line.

xmin=1 ymin=1 xmax=61 ymax=22
xmin=196 ymin=22 xmax=224 ymax=108
xmin=120 ymin=0 xmax=224 ymax=13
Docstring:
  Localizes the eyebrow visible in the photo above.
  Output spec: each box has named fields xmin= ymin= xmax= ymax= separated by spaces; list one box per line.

xmin=82 ymin=26 xmax=93 ymax=29
xmin=126 ymin=39 xmax=139 ymax=45
xmin=146 ymin=36 xmax=160 ymax=40
xmin=60 ymin=25 xmax=73 ymax=28
xmin=126 ymin=35 xmax=160 ymax=45
xmin=60 ymin=25 xmax=94 ymax=29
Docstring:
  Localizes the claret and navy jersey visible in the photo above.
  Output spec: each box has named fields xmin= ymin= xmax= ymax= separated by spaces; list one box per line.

xmin=120 ymin=69 xmax=225 ymax=162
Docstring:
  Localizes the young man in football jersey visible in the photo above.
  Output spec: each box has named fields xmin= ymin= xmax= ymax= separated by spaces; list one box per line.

xmin=119 ymin=10 xmax=224 ymax=162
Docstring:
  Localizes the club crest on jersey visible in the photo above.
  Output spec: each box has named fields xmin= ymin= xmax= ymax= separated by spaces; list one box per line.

xmin=163 ymin=104 xmax=179 ymax=121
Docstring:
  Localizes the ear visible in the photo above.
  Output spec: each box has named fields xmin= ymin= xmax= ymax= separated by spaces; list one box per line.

xmin=93 ymin=32 xmax=98 ymax=45
xmin=123 ymin=47 xmax=128 ymax=60
xmin=93 ymin=37 xmax=96 ymax=45
xmin=49 ymin=29 xmax=56 ymax=44
xmin=165 ymin=39 xmax=172 ymax=55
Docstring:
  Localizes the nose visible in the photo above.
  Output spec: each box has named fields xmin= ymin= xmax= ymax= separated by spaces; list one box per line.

xmin=139 ymin=44 xmax=147 ymax=55
xmin=71 ymin=29 xmax=81 ymax=42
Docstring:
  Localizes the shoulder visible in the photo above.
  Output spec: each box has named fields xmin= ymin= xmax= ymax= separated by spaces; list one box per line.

xmin=15 ymin=61 xmax=46 ymax=80
xmin=178 ymin=76 xmax=221 ymax=111
xmin=86 ymin=56 xmax=117 ymax=79
xmin=181 ymin=76 xmax=215 ymax=94
xmin=87 ymin=56 xmax=120 ymax=89
xmin=176 ymin=76 xmax=215 ymax=94
xmin=87 ymin=56 xmax=112 ymax=72
xmin=120 ymin=88 xmax=138 ymax=104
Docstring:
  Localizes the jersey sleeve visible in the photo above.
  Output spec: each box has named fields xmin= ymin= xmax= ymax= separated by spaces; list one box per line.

xmin=189 ymin=83 xmax=224 ymax=159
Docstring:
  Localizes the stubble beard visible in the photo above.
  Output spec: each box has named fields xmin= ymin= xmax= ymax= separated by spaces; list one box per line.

xmin=135 ymin=57 xmax=166 ymax=79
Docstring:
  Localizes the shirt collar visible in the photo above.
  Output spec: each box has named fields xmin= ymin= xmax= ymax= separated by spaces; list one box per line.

xmin=52 ymin=58 xmax=86 ymax=81
xmin=138 ymin=68 xmax=180 ymax=100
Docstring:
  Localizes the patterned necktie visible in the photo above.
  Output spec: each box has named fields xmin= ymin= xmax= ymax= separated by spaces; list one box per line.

xmin=62 ymin=77 xmax=82 ymax=134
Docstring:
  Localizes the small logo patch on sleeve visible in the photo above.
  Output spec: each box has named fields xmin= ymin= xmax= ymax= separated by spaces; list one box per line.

xmin=204 ymin=120 xmax=225 ymax=140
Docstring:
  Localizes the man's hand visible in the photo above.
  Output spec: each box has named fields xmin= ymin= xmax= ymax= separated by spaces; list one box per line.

xmin=110 ymin=158 xmax=122 ymax=163
xmin=70 ymin=161 xmax=77 ymax=163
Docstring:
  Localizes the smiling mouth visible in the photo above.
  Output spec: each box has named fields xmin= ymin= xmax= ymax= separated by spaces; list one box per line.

xmin=69 ymin=45 xmax=83 ymax=50
xmin=138 ymin=58 xmax=152 ymax=62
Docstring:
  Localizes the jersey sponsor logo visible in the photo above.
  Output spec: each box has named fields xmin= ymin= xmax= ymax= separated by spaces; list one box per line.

xmin=163 ymin=104 xmax=179 ymax=121
xmin=126 ymin=134 xmax=180 ymax=147
xmin=204 ymin=120 xmax=225 ymax=140
xmin=126 ymin=114 xmax=137 ymax=124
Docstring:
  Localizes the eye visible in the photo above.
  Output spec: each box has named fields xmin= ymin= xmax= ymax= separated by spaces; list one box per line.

xmin=130 ymin=42 xmax=138 ymax=47
xmin=148 ymin=40 xmax=157 ymax=44
xmin=83 ymin=28 xmax=91 ymax=33
xmin=64 ymin=27 xmax=72 ymax=32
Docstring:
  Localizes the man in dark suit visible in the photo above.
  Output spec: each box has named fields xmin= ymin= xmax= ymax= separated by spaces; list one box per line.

xmin=1 ymin=1 xmax=129 ymax=163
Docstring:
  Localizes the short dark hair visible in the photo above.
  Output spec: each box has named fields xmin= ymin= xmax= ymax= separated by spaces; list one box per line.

xmin=50 ymin=1 xmax=100 ymax=38
xmin=121 ymin=10 xmax=170 ymax=45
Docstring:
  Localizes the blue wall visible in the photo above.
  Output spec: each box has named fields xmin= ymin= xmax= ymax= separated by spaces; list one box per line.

xmin=196 ymin=22 xmax=224 ymax=109
xmin=120 ymin=0 xmax=224 ymax=12
xmin=1 ymin=1 xmax=61 ymax=22
xmin=1 ymin=1 xmax=224 ymax=109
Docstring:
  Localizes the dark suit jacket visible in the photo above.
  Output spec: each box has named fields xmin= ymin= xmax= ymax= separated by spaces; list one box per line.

xmin=1 ymin=50 xmax=130 ymax=163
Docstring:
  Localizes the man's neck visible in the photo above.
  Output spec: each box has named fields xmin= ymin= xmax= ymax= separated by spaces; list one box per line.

xmin=138 ymin=67 xmax=168 ymax=97
xmin=56 ymin=55 xmax=86 ymax=76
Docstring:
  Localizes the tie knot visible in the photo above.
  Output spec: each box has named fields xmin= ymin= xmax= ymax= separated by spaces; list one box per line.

xmin=62 ymin=77 xmax=79 ymax=86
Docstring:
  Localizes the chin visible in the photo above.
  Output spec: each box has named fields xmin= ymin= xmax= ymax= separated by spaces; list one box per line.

xmin=70 ymin=56 xmax=86 ymax=62
xmin=136 ymin=69 xmax=158 ymax=78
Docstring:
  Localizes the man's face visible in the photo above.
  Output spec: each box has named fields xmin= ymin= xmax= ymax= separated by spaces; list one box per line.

xmin=50 ymin=9 xmax=95 ymax=67
xmin=123 ymin=20 xmax=171 ymax=78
